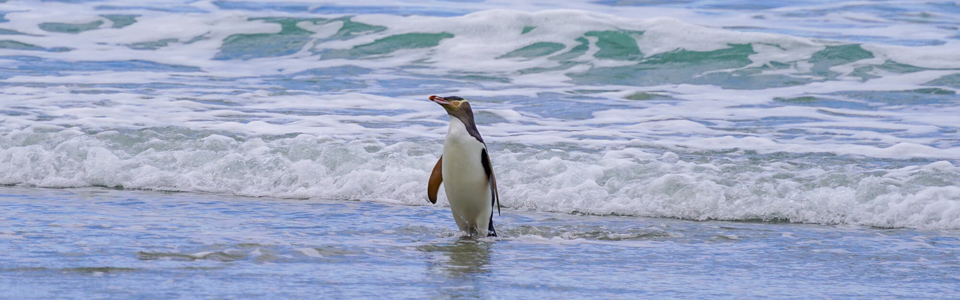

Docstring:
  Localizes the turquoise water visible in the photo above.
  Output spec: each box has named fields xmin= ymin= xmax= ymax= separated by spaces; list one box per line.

xmin=1 ymin=0 xmax=959 ymax=297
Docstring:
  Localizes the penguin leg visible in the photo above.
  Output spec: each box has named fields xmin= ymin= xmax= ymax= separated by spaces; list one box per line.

xmin=486 ymin=213 xmax=497 ymax=237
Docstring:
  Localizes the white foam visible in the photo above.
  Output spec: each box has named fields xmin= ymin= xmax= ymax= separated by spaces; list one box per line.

xmin=6 ymin=125 xmax=957 ymax=228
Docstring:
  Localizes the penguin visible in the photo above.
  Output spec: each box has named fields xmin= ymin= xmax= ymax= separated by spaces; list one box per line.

xmin=427 ymin=95 xmax=501 ymax=237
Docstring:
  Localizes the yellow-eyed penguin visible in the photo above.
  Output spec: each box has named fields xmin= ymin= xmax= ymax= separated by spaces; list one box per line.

xmin=427 ymin=95 xmax=501 ymax=237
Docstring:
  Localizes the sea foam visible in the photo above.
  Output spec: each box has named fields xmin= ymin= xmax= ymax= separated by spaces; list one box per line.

xmin=3 ymin=126 xmax=960 ymax=229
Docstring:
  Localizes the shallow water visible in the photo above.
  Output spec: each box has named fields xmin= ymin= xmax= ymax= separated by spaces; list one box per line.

xmin=2 ymin=187 xmax=959 ymax=298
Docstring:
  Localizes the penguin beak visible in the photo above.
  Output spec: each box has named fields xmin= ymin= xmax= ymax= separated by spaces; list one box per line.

xmin=429 ymin=95 xmax=458 ymax=111
xmin=429 ymin=95 xmax=450 ymax=106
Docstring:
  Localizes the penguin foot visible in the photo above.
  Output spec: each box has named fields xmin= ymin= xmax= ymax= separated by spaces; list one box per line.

xmin=487 ymin=214 xmax=497 ymax=237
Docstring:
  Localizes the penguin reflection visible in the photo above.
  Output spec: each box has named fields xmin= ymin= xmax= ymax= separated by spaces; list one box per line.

xmin=422 ymin=240 xmax=492 ymax=278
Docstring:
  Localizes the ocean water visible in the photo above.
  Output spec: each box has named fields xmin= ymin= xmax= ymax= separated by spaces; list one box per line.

xmin=1 ymin=0 xmax=959 ymax=297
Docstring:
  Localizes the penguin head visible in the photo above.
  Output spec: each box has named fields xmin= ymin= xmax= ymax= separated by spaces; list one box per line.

xmin=429 ymin=95 xmax=485 ymax=143
xmin=429 ymin=95 xmax=474 ymax=120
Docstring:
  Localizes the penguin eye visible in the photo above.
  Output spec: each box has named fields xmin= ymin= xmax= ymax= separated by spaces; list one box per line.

xmin=453 ymin=101 xmax=462 ymax=107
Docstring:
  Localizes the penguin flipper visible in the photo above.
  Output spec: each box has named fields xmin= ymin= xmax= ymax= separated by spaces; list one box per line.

xmin=481 ymin=149 xmax=500 ymax=216
xmin=427 ymin=156 xmax=443 ymax=204
xmin=491 ymin=169 xmax=500 ymax=216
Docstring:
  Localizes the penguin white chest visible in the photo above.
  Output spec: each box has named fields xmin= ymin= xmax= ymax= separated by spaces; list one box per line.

xmin=441 ymin=118 xmax=492 ymax=234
